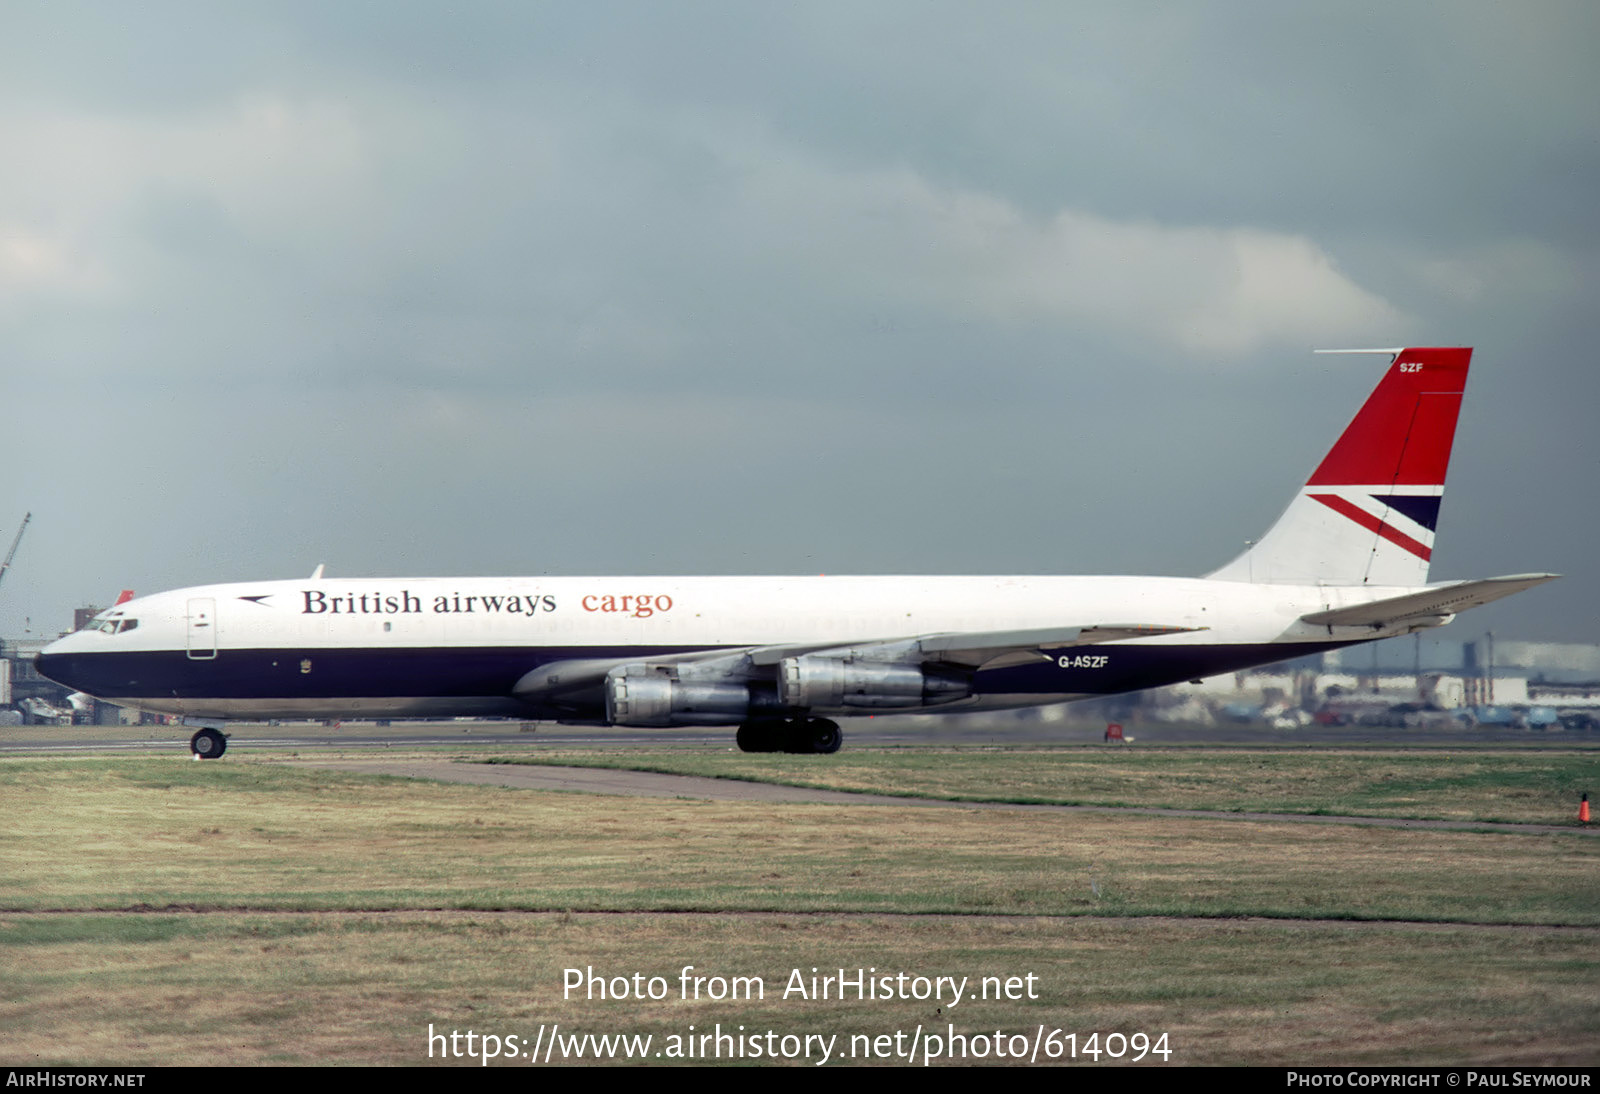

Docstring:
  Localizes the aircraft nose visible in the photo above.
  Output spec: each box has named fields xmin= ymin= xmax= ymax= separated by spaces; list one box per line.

xmin=35 ymin=642 xmax=84 ymax=690
xmin=34 ymin=650 xmax=69 ymax=686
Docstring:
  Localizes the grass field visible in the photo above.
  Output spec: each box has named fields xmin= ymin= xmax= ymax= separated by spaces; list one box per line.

xmin=487 ymin=746 xmax=1600 ymax=825
xmin=5 ymin=912 xmax=1596 ymax=1066
xmin=1 ymin=748 xmax=1596 ymax=1066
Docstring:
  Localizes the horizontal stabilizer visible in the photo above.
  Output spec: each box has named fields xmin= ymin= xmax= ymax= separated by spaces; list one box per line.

xmin=1299 ymin=574 xmax=1560 ymax=629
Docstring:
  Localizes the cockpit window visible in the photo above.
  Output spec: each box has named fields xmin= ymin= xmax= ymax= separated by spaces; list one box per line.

xmin=82 ymin=617 xmax=138 ymax=635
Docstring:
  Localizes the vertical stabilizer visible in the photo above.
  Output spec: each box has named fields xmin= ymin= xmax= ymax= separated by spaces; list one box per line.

xmin=1208 ymin=347 xmax=1471 ymax=586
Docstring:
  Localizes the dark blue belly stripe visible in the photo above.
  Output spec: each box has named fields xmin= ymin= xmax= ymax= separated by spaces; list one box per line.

xmin=39 ymin=640 xmax=1357 ymax=716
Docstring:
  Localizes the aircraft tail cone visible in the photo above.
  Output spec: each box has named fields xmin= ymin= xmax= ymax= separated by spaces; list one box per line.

xmin=1581 ymin=793 xmax=1590 ymax=824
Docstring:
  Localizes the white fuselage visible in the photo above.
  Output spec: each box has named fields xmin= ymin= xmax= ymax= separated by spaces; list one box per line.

xmin=38 ymin=574 xmax=1413 ymax=721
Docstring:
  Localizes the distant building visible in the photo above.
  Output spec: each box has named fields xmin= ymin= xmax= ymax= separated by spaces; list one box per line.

xmin=2 ymin=606 xmax=128 ymax=725
xmin=0 ymin=636 xmax=74 ymax=722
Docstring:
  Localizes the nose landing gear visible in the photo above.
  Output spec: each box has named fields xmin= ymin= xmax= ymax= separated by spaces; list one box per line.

xmin=188 ymin=726 xmax=227 ymax=759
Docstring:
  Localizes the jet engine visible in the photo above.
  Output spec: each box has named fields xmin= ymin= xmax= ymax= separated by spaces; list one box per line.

xmin=777 ymin=655 xmax=969 ymax=712
xmin=604 ymin=662 xmax=750 ymax=727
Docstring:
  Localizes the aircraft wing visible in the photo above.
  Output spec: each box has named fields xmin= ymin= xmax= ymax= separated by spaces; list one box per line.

xmin=751 ymin=622 xmax=1204 ymax=671
xmin=511 ymin=647 xmax=746 ymax=702
xmin=513 ymin=622 xmax=1204 ymax=704
xmin=1299 ymin=573 xmax=1560 ymax=629
xmin=798 ymin=623 xmax=1201 ymax=671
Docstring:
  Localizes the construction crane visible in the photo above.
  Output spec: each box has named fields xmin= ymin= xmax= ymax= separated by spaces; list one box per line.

xmin=0 ymin=512 xmax=30 ymax=593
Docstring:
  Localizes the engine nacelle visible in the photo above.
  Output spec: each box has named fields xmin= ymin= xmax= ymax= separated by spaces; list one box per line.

xmin=777 ymin=656 xmax=969 ymax=712
xmin=605 ymin=663 xmax=750 ymax=727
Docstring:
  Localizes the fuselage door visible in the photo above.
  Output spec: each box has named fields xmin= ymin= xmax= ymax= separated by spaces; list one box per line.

xmin=186 ymin=598 xmax=217 ymax=660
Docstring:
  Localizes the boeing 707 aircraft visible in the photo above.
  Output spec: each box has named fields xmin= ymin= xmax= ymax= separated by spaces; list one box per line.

xmin=38 ymin=347 xmax=1555 ymax=758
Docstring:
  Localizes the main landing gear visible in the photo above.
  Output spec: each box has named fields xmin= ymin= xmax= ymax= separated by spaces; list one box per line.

xmin=736 ymin=716 xmax=843 ymax=755
xmin=188 ymin=726 xmax=228 ymax=759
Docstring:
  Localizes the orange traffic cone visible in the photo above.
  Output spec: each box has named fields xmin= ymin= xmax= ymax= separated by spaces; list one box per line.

xmin=1581 ymin=793 xmax=1590 ymax=824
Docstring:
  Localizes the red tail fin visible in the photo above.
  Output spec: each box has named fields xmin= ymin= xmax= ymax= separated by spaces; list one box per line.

xmin=1308 ymin=347 xmax=1470 ymax=488
xmin=1209 ymin=348 xmax=1471 ymax=586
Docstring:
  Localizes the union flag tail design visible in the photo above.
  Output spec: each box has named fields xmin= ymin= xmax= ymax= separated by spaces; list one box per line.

xmin=1209 ymin=347 xmax=1471 ymax=587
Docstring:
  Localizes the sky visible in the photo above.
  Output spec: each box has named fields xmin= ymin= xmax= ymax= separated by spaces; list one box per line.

xmin=2 ymin=2 xmax=1596 ymax=644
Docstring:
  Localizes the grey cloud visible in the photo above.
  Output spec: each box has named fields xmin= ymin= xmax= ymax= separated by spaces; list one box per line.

xmin=0 ymin=2 xmax=1592 ymax=644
